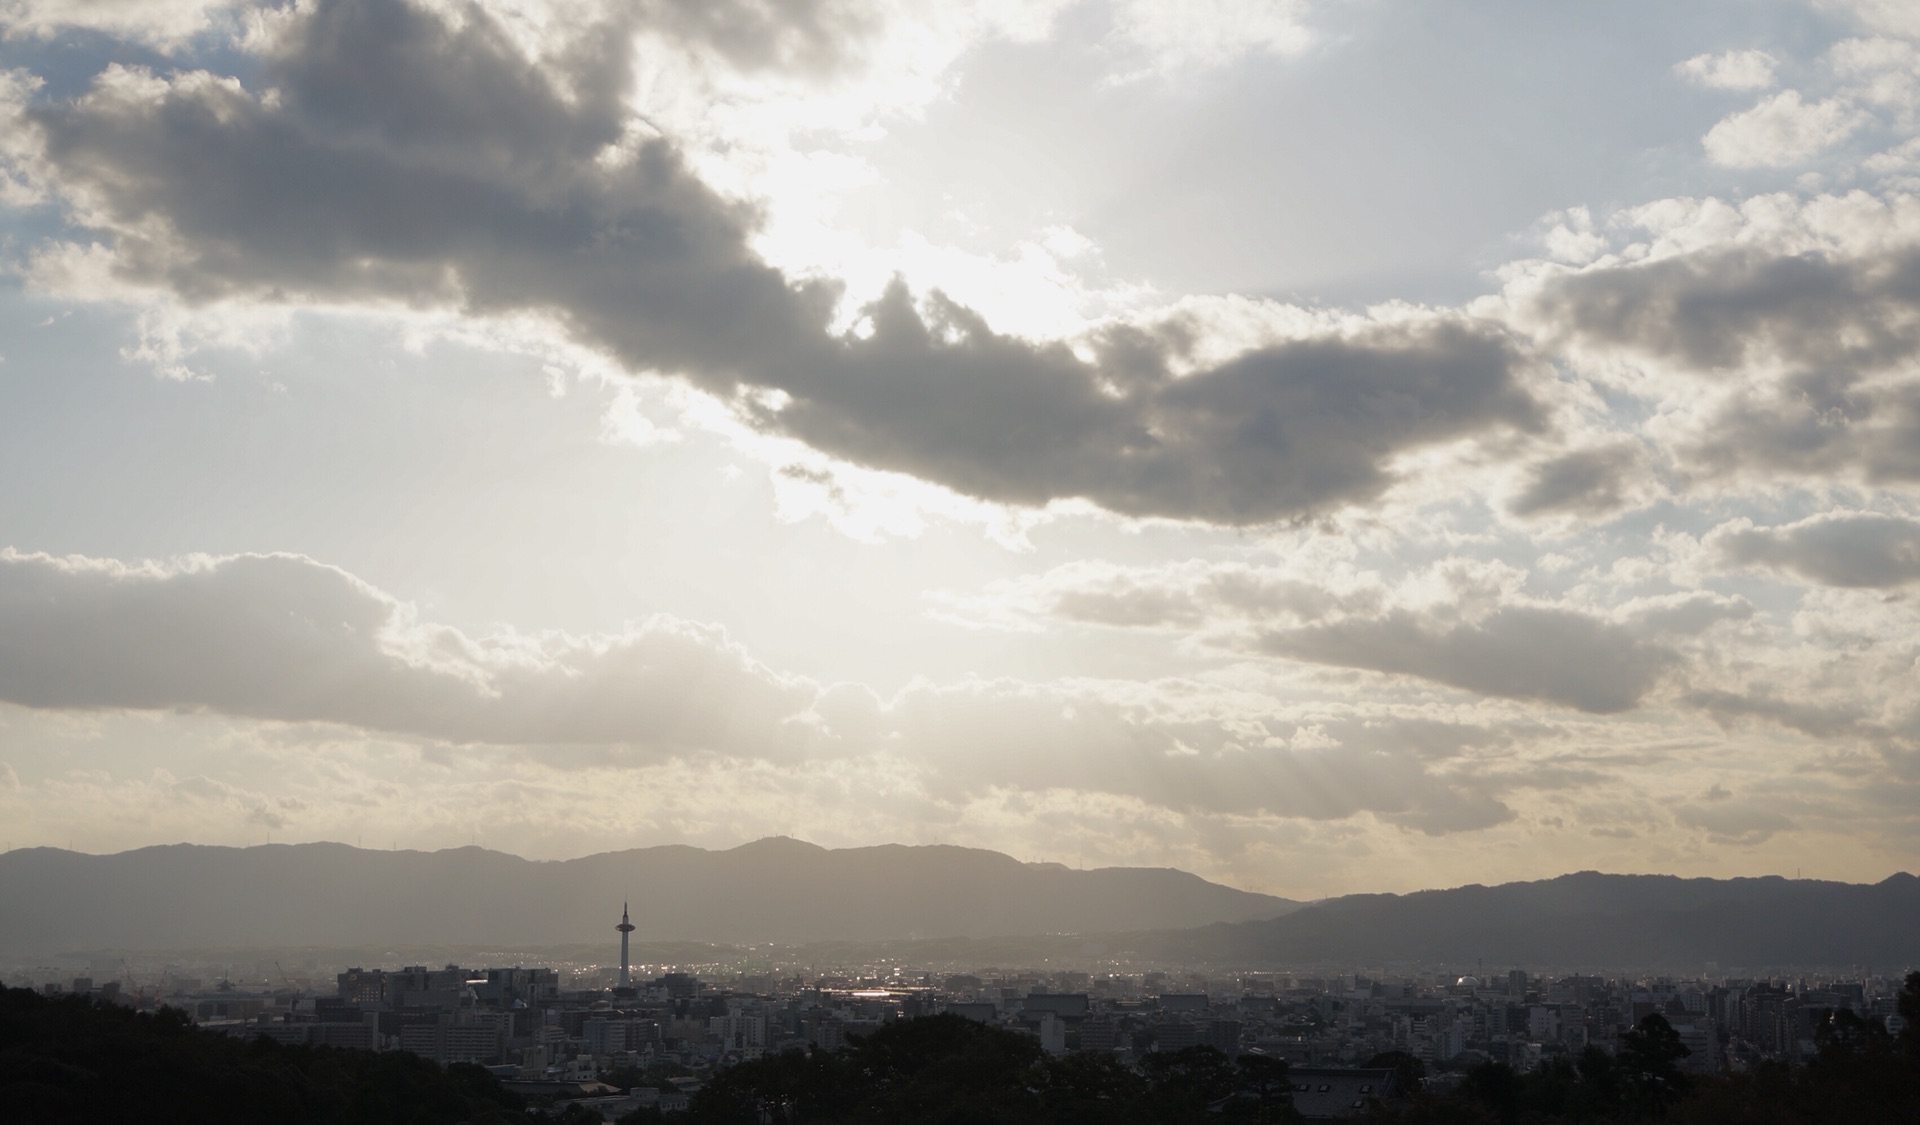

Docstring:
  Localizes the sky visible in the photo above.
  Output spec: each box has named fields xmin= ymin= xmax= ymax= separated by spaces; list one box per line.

xmin=2 ymin=0 xmax=1920 ymax=898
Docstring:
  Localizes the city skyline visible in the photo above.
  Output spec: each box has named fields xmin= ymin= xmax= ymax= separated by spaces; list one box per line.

xmin=5 ymin=0 xmax=1920 ymax=898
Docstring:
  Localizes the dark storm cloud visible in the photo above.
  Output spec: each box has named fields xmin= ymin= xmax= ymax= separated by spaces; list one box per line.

xmin=1711 ymin=511 xmax=1920 ymax=587
xmin=1507 ymin=442 xmax=1644 ymax=517
xmin=17 ymin=0 xmax=1542 ymax=525
xmin=1256 ymin=606 xmax=1673 ymax=714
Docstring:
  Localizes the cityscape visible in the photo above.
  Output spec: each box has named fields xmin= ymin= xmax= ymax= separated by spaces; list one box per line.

xmin=7 ymin=893 xmax=1913 ymax=1121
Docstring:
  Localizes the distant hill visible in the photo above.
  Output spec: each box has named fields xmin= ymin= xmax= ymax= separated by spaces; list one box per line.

xmin=1136 ymin=870 xmax=1920 ymax=970
xmin=0 ymin=837 xmax=1297 ymax=955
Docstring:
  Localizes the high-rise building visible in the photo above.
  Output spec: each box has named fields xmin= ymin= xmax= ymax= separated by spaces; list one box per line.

xmin=585 ymin=1017 xmax=627 ymax=1058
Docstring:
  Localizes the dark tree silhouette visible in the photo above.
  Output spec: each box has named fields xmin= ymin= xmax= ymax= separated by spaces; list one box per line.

xmin=0 ymin=987 xmax=543 ymax=1125
xmin=1617 ymin=1013 xmax=1690 ymax=1117
xmin=1365 ymin=1050 xmax=1426 ymax=1099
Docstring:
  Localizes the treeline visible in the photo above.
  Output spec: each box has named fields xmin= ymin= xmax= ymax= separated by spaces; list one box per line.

xmin=651 ymin=1013 xmax=1298 ymax=1124
xmin=0 ymin=986 xmax=597 ymax=1125
xmin=1360 ymin=975 xmax=1920 ymax=1125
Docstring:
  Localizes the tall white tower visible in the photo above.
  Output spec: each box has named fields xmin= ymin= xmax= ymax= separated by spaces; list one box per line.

xmin=616 ymin=902 xmax=636 ymax=988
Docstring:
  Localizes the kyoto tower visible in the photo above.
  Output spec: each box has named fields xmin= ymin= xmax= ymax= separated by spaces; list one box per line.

xmin=616 ymin=902 xmax=636 ymax=988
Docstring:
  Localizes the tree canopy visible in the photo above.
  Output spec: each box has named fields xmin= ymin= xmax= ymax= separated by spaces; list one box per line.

xmin=0 ymin=986 xmax=590 ymax=1125
xmin=671 ymin=1015 xmax=1297 ymax=1125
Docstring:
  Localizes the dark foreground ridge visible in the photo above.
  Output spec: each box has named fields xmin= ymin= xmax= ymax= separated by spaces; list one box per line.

xmin=10 ymin=984 xmax=1920 ymax=1124
xmin=0 ymin=985 xmax=562 ymax=1125
xmin=0 ymin=838 xmax=1295 ymax=953
xmin=0 ymin=989 xmax=1293 ymax=1124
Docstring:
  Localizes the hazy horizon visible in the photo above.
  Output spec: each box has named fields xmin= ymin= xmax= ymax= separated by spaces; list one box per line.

xmin=5 ymin=0 xmax=1920 ymax=902
xmin=4 ymin=834 xmax=1911 ymax=898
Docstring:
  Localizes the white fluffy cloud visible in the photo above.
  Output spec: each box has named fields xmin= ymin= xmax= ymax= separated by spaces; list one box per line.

xmin=1675 ymin=49 xmax=1777 ymax=92
xmin=1702 ymin=91 xmax=1865 ymax=167
xmin=1819 ymin=0 xmax=1920 ymax=40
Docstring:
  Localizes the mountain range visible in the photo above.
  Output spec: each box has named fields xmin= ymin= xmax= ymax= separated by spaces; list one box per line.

xmin=5 ymin=841 xmax=1915 ymax=970
xmin=1137 ymin=870 xmax=1920 ymax=970
xmin=0 ymin=837 xmax=1295 ymax=955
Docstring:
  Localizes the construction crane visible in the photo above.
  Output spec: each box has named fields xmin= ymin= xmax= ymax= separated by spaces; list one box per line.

xmin=120 ymin=959 xmax=144 ymax=1007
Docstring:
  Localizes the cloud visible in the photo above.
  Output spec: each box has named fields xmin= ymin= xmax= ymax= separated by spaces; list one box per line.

xmin=638 ymin=0 xmax=884 ymax=77
xmin=1518 ymin=195 xmax=1920 ymax=488
xmin=1702 ymin=91 xmax=1866 ymax=168
xmin=0 ymin=549 xmax=1559 ymax=838
xmin=1532 ymin=236 xmax=1920 ymax=379
xmin=0 ymin=0 xmax=248 ymax=47
xmin=936 ymin=554 xmax=1370 ymax=634
xmin=949 ymin=555 xmax=1733 ymax=714
xmin=1866 ymin=138 xmax=1920 ymax=186
xmin=0 ymin=545 xmax=1589 ymax=833
xmin=1688 ymin=373 xmax=1920 ymax=486
xmin=1683 ymin=686 xmax=1870 ymax=740
xmin=1675 ymin=49 xmax=1778 ymax=92
xmin=0 ymin=549 xmax=818 ymax=755
xmin=1506 ymin=443 xmax=1648 ymax=518
xmin=0 ymin=0 xmax=879 ymax=70
xmin=1819 ymin=0 xmax=1920 ymax=41
xmin=1709 ymin=511 xmax=1920 ymax=587
xmin=1828 ymin=38 xmax=1920 ymax=118
xmin=1673 ymin=800 xmax=1794 ymax=846
xmin=894 ymin=682 xmax=1530 ymax=834
xmin=1107 ymin=0 xmax=1313 ymax=76
xmin=1255 ymin=606 xmax=1671 ymax=714
xmin=773 ymin=298 xmax=1541 ymax=523
xmin=7 ymin=0 xmax=1542 ymax=527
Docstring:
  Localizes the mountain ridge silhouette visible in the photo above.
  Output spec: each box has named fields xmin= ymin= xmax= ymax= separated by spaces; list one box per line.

xmin=0 ymin=837 xmax=1296 ymax=954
